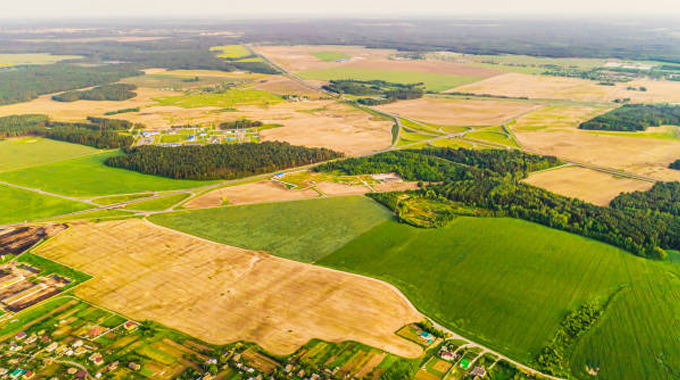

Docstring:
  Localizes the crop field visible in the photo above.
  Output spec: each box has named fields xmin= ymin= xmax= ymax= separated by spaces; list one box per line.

xmin=153 ymin=88 xmax=284 ymax=108
xmin=310 ymin=51 xmax=351 ymax=61
xmin=465 ymin=126 xmax=519 ymax=148
xmin=34 ymin=219 xmax=423 ymax=357
xmin=210 ymin=45 xmax=252 ymax=59
xmin=45 ymin=208 xmax=135 ymax=222
xmin=524 ymin=166 xmax=653 ymax=206
xmin=123 ymin=193 xmax=191 ymax=211
xmin=149 ymin=196 xmax=392 ymax=263
xmin=376 ymin=97 xmax=538 ymax=126
xmin=587 ymin=125 xmax=680 ymax=140
xmin=250 ymin=76 xmax=325 ymax=98
xmin=298 ymin=66 xmax=481 ymax=92
xmin=429 ymin=138 xmax=475 ymax=149
xmin=511 ymin=104 xmax=612 ymax=132
xmin=0 ymin=53 xmax=81 ymax=65
xmin=0 ymin=137 xmax=98 ymax=173
xmin=0 ymin=152 xmax=215 ymax=198
xmin=92 ymin=193 xmax=154 ymax=205
xmin=0 ymin=184 xmax=91 ymax=225
xmin=185 ymin=180 xmax=320 ymax=209
xmin=318 ymin=216 xmax=680 ymax=378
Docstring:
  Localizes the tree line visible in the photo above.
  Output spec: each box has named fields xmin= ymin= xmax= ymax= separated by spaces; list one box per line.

xmin=316 ymin=147 xmax=678 ymax=260
xmin=52 ymin=83 xmax=137 ymax=102
xmin=322 ymin=80 xmax=424 ymax=105
xmin=610 ymin=182 xmax=680 ymax=217
xmin=219 ymin=119 xmax=263 ymax=129
xmin=579 ymin=104 xmax=680 ymax=131
xmin=0 ymin=64 xmax=142 ymax=105
xmin=105 ymin=142 xmax=342 ymax=181
xmin=670 ymin=159 xmax=680 ymax=171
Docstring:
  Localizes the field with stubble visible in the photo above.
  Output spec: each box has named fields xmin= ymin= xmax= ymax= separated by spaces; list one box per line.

xmin=34 ymin=219 xmax=422 ymax=358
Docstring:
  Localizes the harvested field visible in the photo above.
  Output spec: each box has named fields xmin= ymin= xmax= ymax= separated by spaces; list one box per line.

xmin=315 ymin=182 xmax=371 ymax=196
xmin=255 ymin=45 xmax=394 ymax=72
xmin=516 ymin=130 xmax=680 ymax=181
xmin=524 ymin=167 xmax=653 ymax=206
xmin=250 ymin=76 xmax=324 ymax=98
xmin=512 ymin=105 xmax=613 ymax=132
xmin=376 ymin=97 xmax=538 ymax=126
xmin=184 ymin=180 xmax=319 ymax=209
xmin=0 ymin=224 xmax=67 ymax=255
xmin=34 ymin=219 xmax=422 ymax=358
xmin=451 ymin=72 xmax=680 ymax=102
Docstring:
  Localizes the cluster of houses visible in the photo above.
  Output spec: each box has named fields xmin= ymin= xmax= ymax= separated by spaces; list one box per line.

xmin=438 ymin=345 xmax=487 ymax=379
xmin=138 ymin=127 xmax=260 ymax=147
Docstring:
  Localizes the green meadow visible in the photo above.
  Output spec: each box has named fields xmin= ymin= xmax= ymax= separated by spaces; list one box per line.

xmin=0 ymin=53 xmax=81 ymax=65
xmin=153 ymin=88 xmax=283 ymax=108
xmin=310 ymin=51 xmax=351 ymax=62
xmin=149 ymin=196 xmax=391 ymax=263
xmin=124 ymin=193 xmax=190 ymax=211
xmin=466 ymin=126 xmax=519 ymax=148
xmin=297 ymin=66 xmax=482 ymax=92
xmin=318 ymin=217 xmax=680 ymax=380
xmin=0 ymin=152 xmax=216 ymax=198
xmin=0 ymin=184 xmax=91 ymax=224
xmin=210 ymin=45 xmax=252 ymax=59
xmin=0 ymin=138 xmax=98 ymax=173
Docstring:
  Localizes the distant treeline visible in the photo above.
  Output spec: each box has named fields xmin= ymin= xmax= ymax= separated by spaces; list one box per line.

xmin=0 ymin=64 xmax=142 ymax=106
xmin=219 ymin=119 xmax=263 ymax=129
xmin=0 ymin=114 xmax=134 ymax=149
xmin=52 ymin=83 xmax=137 ymax=102
xmin=105 ymin=142 xmax=342 ymax=180
xmin=579 ymin=104 xmax=680 ymax=132
xmin=322 ymin=80 xmax=424 ymax=105
xmin=104 ymin=107 xmax=140 ymax=116
xmin=670 ymin=159 xmax=680 ymax=171
xmin=317 ymin=147 xmax=678 ymax=260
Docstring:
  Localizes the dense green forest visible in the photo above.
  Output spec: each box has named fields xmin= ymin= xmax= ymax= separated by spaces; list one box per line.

xmin=670 ymin=159 xmax=680 ymax=170
xmin=0 ymin=114 xmax=133 ymax=149
xmin=0 ymin=64 xmax=142 ymax=105
xmin=579 ymin=104 xmax=680 ymax=131
xmin=52 ymin=83 xmax=137 ymax=102
xmin=318 ymin=148 xmax=678 ymax=259
xmin=105 ymin=142 xmax=342 ymax=180
xmin=610 ymin=182 xmax=680 ymax=216
xmin=219 ymin=119 xmax=263 ymax=129
xmin=322 ymin=80 xmax=424 ymax=105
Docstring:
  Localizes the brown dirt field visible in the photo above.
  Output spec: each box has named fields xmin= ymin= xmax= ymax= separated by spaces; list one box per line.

xmin=349 ymin=59 xmax=502 ymax=78
xmin=431 ymin=359 xmax=452 ymax=373
xmin=524 ymin=167 xmax=653 ymax=206
xmin=254 ymin=45 xmax=394 ymax=72
xmin=356 ymin=352 xmax=386 ymax=379
xmin=35 ymin=219 xmax=423 ymax=358
xmin=184 ymin=180 xmax=319 ymax=209
xmin=373 ymin=181 xmax=421 ymax=193
xmin=250 ymin=76 xmax=325 ymax=98
xmin=315 ymin=182 xmax=372 ymax=196
xmin=451 ymin=72 xmax=680 ymax=103
xmin=376 ymin=97 xmax=538 ymax=126
xmin=415 ymin=369 xmax=441 ymax=380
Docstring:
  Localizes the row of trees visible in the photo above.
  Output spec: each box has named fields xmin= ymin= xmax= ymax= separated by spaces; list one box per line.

xmin=52 ymin=83 xmax=137 ymax=102
xmin=0 ymin=64 xmax=142 ymax=105
xmin=610 ymin=182 xmax=680 ymax=216
xmin=219 ymin=119 xmax=263 ymax=129
xmin=579 ymin=104 xmax=680 ymax=131
xmin=43 ymin=126 xmax=133 ymax=149
xmin=105 ymin=142 xmax=342 ymax=180
xmin=0 ymin=114 xmax=49 ymax=138
xmin=316 ymin=147 xmax=677 ymax=260
xmin=322 ymin=80 xmax=425 ymax=105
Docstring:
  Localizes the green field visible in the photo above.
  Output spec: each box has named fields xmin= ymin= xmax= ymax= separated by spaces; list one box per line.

xmin=153 ymin=88 xmax=284 ymax=108
xmin=318 ymin=217 xmax=680 ymax=380
xmin=45 ymin=209 xmax=135 ymax=222
xmin=124 ymin=193 xmax=190 ymax=211
xmin=0 ymin=138 xmax=98 ymax=173
xmin=0 ymin=53 xmax=81 ymax=65
xmin=16 ymin=252 xmax=92 ymax=288
xmin=92 ymin=193 xmax=154 ymax=205
xmin=149 ymin=196 xmax=391 ymax=263
xmin=466 ymin=126 xmax=519 ymax=148
xmin=210 ymin=45 xmax=252 ymax=59
xmin=587 ymin=125 xmax=680 ymax=140
xmin=0 ymin=184 xmax=91 ymax=225
xmin=0 ymin=152 xmax=215 ymax=198
xmin=310 ymin=51 xmax=351 ymax=62
xmin=430 ymin=138 xmax=475 ymax=149
xmin=297 ymin=66 xmax=482 ymax=92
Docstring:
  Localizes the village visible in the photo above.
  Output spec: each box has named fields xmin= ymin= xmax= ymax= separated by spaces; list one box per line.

xmin=135 ymin=126 xmax=263 ymax=148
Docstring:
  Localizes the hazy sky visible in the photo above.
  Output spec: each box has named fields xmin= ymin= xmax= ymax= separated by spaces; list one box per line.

xmin=4 ymin=0 xmax=680 ymax=18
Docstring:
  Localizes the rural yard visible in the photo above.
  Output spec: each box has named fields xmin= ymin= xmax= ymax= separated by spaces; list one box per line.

xmin=34 ymin=219 xmax=423 ymax=358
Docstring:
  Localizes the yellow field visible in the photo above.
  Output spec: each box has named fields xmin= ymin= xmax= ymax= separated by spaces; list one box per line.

xmin=210 ymin=45 xmax=252 ymax=59
xmin=512 ymin=105 xmax=613 ymax=132
xmin=35 ymin=219 xmax=423 ymax=358
xmin=524 ymin=167 xmax=653 ymax=206
xmin=185 ymin=180 xmax=320 ymax=209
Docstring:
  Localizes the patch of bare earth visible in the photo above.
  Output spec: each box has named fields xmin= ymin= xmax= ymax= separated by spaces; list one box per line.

xmin=524 ymin=167 xmax=653 ymax=206
xmin=376 ymin=97 xmax=538 ymax=126
xmin=34 ymin=219 xmax=423 ymax=358
xmin=185 ymin=181 xmax=319 ymax=209
xmin=249 ymin=76 xmax=325 ymax=99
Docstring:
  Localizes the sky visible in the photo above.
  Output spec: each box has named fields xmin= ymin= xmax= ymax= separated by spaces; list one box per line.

xmin=3 ymin=0 xmax=680 ymax=19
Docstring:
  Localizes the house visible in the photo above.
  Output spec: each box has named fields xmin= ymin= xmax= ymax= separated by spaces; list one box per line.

xmin=45 ymin=342 xmax=58 ymax=352
xmin=128 ymin=362 xmax=141 ymax=371
xmin=89 ymin=352 xmax=104 ymax=366
xmin=24 ymin=335 xmax=37 ymax=344
xmin=75 ymin=370 xmax=87 ymax=379
xmin=14 ymin=332 xmax=26 ymax=340
xmin=470 ymin=366 xmax=486 ymax=378
xmin=72 ymin=339 xmax=83 ymax=348
xmin=187 ymin=135 xmax=196 ymax=141
xmin=440 ymin=351 xmax=456 ymax=360
xmin=9 ymin=369 xmax=26 ymax=379
xmin=22 ymin=370 xmax=34 ymax=379
xmin=123 ymin=321 xmax=137 ymax=331
xmin=108 ymin=361 xmax=119 ymax=371
xmin=199 ymin=132 xmax=208 ymax=137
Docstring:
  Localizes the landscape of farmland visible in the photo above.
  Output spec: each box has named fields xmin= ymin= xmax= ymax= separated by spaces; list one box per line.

xmin=2 ymin=9 xmax=680 ymax=380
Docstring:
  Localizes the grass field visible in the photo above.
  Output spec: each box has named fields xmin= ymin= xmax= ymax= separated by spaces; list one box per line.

xmin=124 ymin=193 xmax=190 ymax=211
xmin=429 ymin=138 xmax=475 ymax=149
xmin=0 ymin=138 xmax=98 ymax=173
xmin=466 ymin=126 xmax=519 ymax=148
xmin=149 ymin=196 xmax=392 ymax=263
xmin=0 ymin=152 xmax=215 ymax=198
xmin=587 ymin=125 xmax=680 ymax=141
xmin=92 ymin=193 xmax=154 ymax=205
xmin=310 ymin=51 xmax=351 ymax=61
xmin=297 ymin=66 xmax=482 ymax=92
xmin=0 ymin=53 xmax=81 ymax=65
xmin=318 ymin=217 xmax=680 ymax=379
xmin=210 ymin=45 xmax=252 ymax=59
xmin=153 ymin=88 xmax=284 ymax=108
xmin=45 ymin=209 xmax=135 ymax=222
xmin=0 ymin=184 xmax=91 ymax=225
